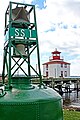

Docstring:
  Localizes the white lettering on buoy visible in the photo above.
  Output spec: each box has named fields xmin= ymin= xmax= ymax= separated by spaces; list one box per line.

xmin=21 ymin=29 xmax=25 ymax=37
xmin=30 ymin=30 xmax=31 ymax=38
xmin=14 ymin=28 xmax=31 ymax=37
xmin=15 ymin=29 xmax=19 ymax=37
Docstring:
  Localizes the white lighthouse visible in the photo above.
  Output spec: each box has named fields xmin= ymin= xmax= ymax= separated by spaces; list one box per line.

xmin=43 ymin=49 xmax=70 ymax=78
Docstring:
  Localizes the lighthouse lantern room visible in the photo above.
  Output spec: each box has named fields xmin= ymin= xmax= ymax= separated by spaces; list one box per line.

xmin=52 ymin=48 xmax=61 ymax=60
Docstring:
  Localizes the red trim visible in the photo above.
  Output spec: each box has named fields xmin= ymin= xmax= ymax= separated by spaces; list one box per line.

xmin=43 ymin=61 xmax=70 ymax=65
xmin=52 ymin=50 xmax=61 ymax=54
xmin=53 ymin=56 xmax=60 ymax=60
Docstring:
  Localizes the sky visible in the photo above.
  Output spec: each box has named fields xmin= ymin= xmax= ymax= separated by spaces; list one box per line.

xmin=0 ymin=0 xmax=80 ymax=76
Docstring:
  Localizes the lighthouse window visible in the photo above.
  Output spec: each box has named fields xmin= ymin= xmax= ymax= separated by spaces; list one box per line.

xmin=64 ymin=71 xmax=67 ymax=77
xmin=57 ymin=54 xmax=60 ymax=56
xmin=53 ymin=54 xmax=56 ymax=56
xmin=46 ymin=72 xmax=48 ymax=77
xmin=61 ymin=71 xmax=63 ymax=77
xmin=46 ymin=64 xmax=48 ymax=70
xmin=65 ymin=64 xmax=67 ymax=68
xmin=61 ymin=64 xmax=63 ymax=67
xmin=53 ymin=54 xmax=59 ymax=56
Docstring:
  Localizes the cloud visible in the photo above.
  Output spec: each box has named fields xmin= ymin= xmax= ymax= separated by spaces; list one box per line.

xmin=35 ymin=0 xmax=80 ymax=75
xmin=65 ymin=0 xmax=80 ymax=16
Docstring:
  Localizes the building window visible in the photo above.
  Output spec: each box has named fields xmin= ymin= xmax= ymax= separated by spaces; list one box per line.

xmin=53 ymin=53 xmax=59 ymax=56
xmin=46 ymin=72 xmax=48 ymax=77
xmin=61 ymin=71 xmax=63 ymax=77
xmin=65 ymin=64 xmax=67 ymax=68
xmin=61 ymin=64 xmax=63 ymax=68
xmin=64 ymin=71 xmax=67 ymax=77
xmin=46 ymin=64 xmax=48 ymax=70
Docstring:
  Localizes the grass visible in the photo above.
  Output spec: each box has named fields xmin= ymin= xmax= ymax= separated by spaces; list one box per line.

xmin=63 ymin=109 xmax=80 ymax=120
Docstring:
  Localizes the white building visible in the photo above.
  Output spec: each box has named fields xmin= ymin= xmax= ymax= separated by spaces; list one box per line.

xmin=43 ymin=49 xmax=70 ymax=78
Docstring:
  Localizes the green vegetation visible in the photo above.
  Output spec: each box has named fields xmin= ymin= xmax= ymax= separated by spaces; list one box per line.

xmin=63 ymin=109 xmax=80 ymax=120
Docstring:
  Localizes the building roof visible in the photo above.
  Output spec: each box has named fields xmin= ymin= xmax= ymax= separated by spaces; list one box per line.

xmin=43 ymin=60 xmax=70 ymax=65
xmin=52 ymin=50 xmax=61 ymax=54
xmin=43 ymin=49 xmax=70 ymax=65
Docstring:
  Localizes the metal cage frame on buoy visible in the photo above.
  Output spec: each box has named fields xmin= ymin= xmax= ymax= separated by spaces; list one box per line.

xmin=2 ymin=1 xmax=42 ymax=88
